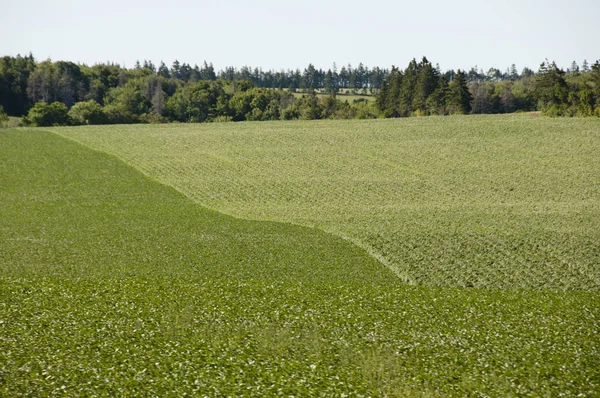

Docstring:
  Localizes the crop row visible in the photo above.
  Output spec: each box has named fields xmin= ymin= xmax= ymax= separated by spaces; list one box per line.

xmin=55 ymin=116 xmax=600 ymax=289
xmin=2 ymin=277 xmax=599 ymax=396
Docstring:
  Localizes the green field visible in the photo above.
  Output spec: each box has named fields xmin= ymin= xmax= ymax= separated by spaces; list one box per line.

xmin=55 ymin=116 xmax=600 ymax=289
xmin=1 ymin=116 xmax=600 ymax=396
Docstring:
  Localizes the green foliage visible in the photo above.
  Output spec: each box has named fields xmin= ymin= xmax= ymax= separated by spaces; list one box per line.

xmin=102 ymin=103 xmax=138 ymax=124
xmin=22 ymin=101 xmax=69 ymax=126
xmin=165 ymin=80 xmax=229 ymax=122
xmin=412 ymin=57 xmax=439 ymax=114
xmin=0 ymin=54 xmax=36 ymax=116
xmin=68 ymin=100 xmax=107 ymax=125
xmin=377 ymin=61 xmax=472 ymax=117
xmin=425 ymin=74 xmax=449 ymax=115
xmin=280 ymin=104 xmax=300 ymax=120
xmin=105 ymin=79 xmax=152 ymax=116
xmin=446 ymin=70 xmax=473 ymax=114
xmin=536 ymin=61 xmax=569 ymax=115
xmin=2 ymin=54 xmax=600 ymax=123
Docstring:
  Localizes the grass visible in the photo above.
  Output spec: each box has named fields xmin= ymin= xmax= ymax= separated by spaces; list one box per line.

xmin=55 ymin=115 xmax=600 ymax=290
xmin=0 ymin=116 xmax=21 ymax=129
xmin=0 ymin=130 xmax=389 ymax=283
xmin=1 ymin=121 xmax=599 ymax=396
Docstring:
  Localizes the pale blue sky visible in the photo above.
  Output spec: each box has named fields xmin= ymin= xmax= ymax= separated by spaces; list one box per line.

xmin=2 ymin=0 xmax=599 ymax=72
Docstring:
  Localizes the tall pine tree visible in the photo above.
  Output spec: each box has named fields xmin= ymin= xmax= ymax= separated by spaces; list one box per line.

xmin=446 ymin=70 xmax=472 ymax=114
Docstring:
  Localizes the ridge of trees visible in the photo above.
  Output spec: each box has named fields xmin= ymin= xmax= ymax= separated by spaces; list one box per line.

xmin=0 ymin=54 xmax=599 ymax=126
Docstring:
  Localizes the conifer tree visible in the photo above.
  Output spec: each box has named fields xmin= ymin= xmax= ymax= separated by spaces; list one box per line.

xmin=399 ymin=59 xmax=418 ymax=116
xmin=425 ymin=74 xmax=449 ymax=115
xmin=157 ymin=61 xmax=171 ymax=78
xmin=535 ymin=61 xmax=569 ymax=113
xmin=446 ymin=70 xmax=472 ymax=114
xmin=413 ymin=57 xmax=439 ymax=114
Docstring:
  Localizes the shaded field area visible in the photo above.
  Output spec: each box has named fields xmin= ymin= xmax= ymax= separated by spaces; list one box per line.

xmin=1 ymin=129 xmax=598 ymax=396
xmin=55 ymin=116 xmax=600 ymax=289
xmin=0 ymin=130 xmax=388 ymax=284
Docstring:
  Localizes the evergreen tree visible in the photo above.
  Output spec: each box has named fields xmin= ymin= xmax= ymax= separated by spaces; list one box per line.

xmin=535 ymin=61 xmax=569 ymax=114
xmin=399 ymin=59 xmax=418 ymax=116
xmin=339 ymin=66 xmax=349 ymax=88
xmin=171 ymin=60 xmax=181 ymax=79
xmin=324 ymin=70 xmax=335 ymax=95
xmin=582 ymin=60 xmax=590 ymax=73
xmin=0 ymin=54 xmax=36 ymax=115
xmin=375 ymin=66 xmax=402 ymax=117
xmin=569 ymin=61 xmax=580 ymax=75
xmin=179 ymin=63 xmax=192 ymax=81
xmin=158 ymin=61 xmax=171 ymax=78
xmin=425 ymin=74 xmax=449 ymax=115
xmin=446 ymin=70 xmax=472 ymax=114
xmin=509 ymin=64 xmax=519 ymax=80
xmin=413 ymin=57 xmax=439 ymax=114
xmin=27 ymin=60 xmax=57 ymax=104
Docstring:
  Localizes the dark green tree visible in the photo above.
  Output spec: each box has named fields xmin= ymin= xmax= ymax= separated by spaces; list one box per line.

xmin=22 ymin=101 xmax=70 ymax=126
xmin=446 ymin=70 xmax=472 ymax=114
xmin=158 ymin=61 xmax=171 ymax=78
xmin=425 ymin=74 xmax=449 ymax=115
xmin=398 ymin=59 xmax=418 ymax=116
xmin=413 ymin=57 xmax=439 ymax=114
xmin=535 ymin=61 xmax=569 ymax=115
xmin=0 ymin=54 xmax=36 ymax=115
xmin=375 ymin=66 xmax=402 ymax=117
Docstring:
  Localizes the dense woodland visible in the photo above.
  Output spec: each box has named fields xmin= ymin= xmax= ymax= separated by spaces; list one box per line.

xmin=0 ymin=54 xmax=599 ymax=126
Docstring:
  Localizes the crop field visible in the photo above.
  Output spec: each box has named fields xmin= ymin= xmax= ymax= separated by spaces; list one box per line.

xmin=1 ymin=116 xmax=599 ymax=396
xmin=55 ymin=116 xmax=600 ymax=289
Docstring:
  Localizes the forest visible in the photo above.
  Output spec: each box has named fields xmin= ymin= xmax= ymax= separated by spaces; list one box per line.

xmin=1 ymin=54 xmax=599 ymax=126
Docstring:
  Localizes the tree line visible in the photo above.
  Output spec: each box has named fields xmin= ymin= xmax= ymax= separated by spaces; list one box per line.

xmin=0 ymin=54 xmax=599 ymax=126
xmin=376 ymin=57 xmax=600 ymax=117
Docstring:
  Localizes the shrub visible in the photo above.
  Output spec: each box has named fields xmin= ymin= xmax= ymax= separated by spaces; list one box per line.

xmin=22 ymin=102 xmax=70 ymax=126
xmin=281 ymin=105 xmax=300 ymax=120
xmin=68 ymin=100 xmax=108 ymax=125
xmin=103 ymin=104 xmax=138 ymax=124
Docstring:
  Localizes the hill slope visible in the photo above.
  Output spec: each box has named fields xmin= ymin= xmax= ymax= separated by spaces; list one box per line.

xmin=55 ymin=116 xmax=600 ymax=289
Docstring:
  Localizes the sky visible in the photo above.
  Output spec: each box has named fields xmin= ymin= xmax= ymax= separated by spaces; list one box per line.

xmin=2 ymin=0 xmax=599 ymax=73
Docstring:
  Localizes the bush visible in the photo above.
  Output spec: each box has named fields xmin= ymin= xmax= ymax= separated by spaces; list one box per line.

xmin=281 ymin=105 xmax=300 ymax=120
xmin=68 ymin=100 xmax=108 ymax=125
xmin=22 ymin=102 xmax=70 ymax=126
xmin=103 ymin=104 xmax=138 ymax=124
xmin=354 ymin=102 xmax=378 ymax=119
xmin=245 ymin=108 xmax=264 ymax=121
xmin=542 ymin=104 xmax=568 ymax=118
